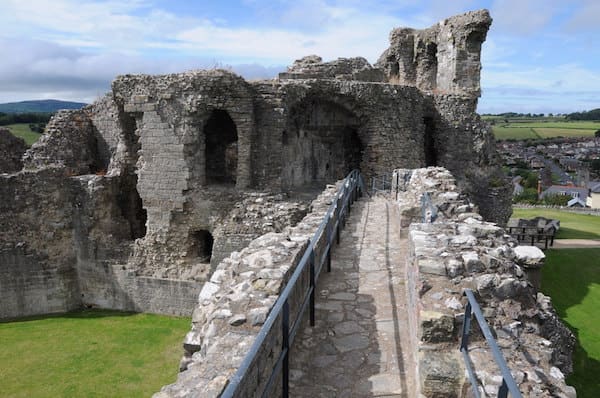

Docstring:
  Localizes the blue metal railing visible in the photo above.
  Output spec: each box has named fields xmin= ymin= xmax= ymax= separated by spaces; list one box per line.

xmin=370 ymin=173 xmax=392 ymax=193
xmin=460 ymin=289 xmax=523 ymax=398
xmin=220 ymin=170 xmax=365 ymax=398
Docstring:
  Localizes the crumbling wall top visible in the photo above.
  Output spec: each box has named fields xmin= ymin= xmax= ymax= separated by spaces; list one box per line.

xmin=376 ymin=9 xmax=492 ymax=97
xmin=279 ymin=55 xmax=386 ymax=82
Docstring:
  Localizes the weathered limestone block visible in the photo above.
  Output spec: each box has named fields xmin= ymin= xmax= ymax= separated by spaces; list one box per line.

xmin=420 ymin=310 xmax=455 ymax=343
xmin=419 ymin=351 xmax=465 ymax=397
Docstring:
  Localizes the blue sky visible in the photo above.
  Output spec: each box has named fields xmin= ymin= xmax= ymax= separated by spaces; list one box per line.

xmin=0 ymin=0 xmax=598 ymax=114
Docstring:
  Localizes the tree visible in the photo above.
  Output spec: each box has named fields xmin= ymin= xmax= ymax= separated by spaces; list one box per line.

xmin=543 ymin=194 xmax=570 ymax=206
xmin=513 ymin=188 xmax=538 ymax=204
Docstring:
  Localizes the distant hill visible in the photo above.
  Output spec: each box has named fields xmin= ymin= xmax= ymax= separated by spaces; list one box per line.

xmin=0 ymin=99 xmax=87 ymax=113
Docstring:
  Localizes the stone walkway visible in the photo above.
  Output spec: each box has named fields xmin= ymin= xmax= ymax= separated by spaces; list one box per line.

xmin=551 ymin=239 xmax=600 ymax=249
xmin=289 ymin=196 xmax=414 ymax=397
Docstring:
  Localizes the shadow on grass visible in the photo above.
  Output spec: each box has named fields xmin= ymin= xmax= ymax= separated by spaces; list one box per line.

xmin=542 ymin=249 xmax=600 ymax=397
xmin=556 ymin=227 xmax=600 ymax=240
xmin=0 ymin=309 xmax=138 ymax=324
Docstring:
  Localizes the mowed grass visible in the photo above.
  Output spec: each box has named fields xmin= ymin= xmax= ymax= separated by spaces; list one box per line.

xmin=511 ymin=208 xmax=600 ymax=239
xmin=493 ymin=126 xmax=539 ymax=140
xmin=493 ymin=120 xmax=599 ymax=140
xmin=542 ymin=249 xmax=600 ymax=396
xmin=4 ymin=123 xmax=42 ymax=146
xmin=0 ymin=310 xmax=190 ymax=397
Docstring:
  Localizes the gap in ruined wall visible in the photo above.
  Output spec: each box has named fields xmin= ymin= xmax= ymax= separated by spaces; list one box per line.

xmin=423 ymin=116 xmax=438 ymax=167
xmin=284 ymin=99 xmax=364 ymax=189
xmin=117 ymin=176 xmax=147 ymax=239
xmin=204 ymin=109 xmax=238 ymax=185
xmin=190 ymin=230 xmax=214 ymax=263
xmin=88 ymin=132 xmax=110 ymax=174
xmin=117 ymin=111 xmax=147 ymax=240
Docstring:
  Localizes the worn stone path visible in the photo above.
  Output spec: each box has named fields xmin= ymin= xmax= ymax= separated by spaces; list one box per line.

xmin=551 ymin=239 xmax=600 ymax=249
xmin=289 ymin=196 xmax=415 ymax=397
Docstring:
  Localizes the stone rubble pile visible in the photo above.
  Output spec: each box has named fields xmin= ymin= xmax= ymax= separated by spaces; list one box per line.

xmin=397 ymin=167 xmax=576 ymax=397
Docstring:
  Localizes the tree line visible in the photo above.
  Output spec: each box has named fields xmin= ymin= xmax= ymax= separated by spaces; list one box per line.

xmin=0 ymin=112 xmax=52 ymax=126
xmin=566 ymin=108 xmax=600 ymax=121
xmin=0 ymin=112 xmax=52 ymax=133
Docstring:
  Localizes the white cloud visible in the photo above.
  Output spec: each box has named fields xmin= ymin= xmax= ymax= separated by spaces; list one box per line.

xmin=490 ymin=0 xmax=561 ymax=35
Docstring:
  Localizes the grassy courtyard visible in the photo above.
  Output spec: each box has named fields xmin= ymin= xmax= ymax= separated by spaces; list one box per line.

xmin=0 ymin=310 xmax=190 ymax=397
xmin=542 ymin=249 xmax=600 ymax=396
xmin=511 ymin=208 xmax=600 ymax=239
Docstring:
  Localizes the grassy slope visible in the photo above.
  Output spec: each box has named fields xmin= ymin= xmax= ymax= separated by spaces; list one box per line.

xmin=511 ymin=208 xmax=600 ymax=239
xmin=5 ymin=123 xmax=42 ymax=146
xmin=0 ymin=310 xmax=190 ymax=397
xmin=542 ymin=249 xmax=600 ymax=396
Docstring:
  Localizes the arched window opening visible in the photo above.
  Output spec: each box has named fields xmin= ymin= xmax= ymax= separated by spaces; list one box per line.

xmin=204 ymin=110 xmax=238 ymax=184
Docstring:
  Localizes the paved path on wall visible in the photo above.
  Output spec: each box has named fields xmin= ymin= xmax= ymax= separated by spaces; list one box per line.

xmin=289 ymin=196 xmax=414 ymax=397
xmin=551 ymin=239 xmax=600 ymax=249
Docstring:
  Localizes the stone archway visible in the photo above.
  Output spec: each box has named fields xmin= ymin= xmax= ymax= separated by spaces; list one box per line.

xmin=204 ymin=109 xmax=238 ymax=185
xmin=283 ymin=98 xmax=364 ymax=188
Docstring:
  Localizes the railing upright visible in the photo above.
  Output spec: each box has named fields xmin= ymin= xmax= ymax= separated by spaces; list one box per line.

xmin=460 ymin=289 xmax=523 ymax=398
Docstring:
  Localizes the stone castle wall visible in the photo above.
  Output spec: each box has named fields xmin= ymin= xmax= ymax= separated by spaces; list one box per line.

xmin=395 ymin=168 xmax=575 ymax=397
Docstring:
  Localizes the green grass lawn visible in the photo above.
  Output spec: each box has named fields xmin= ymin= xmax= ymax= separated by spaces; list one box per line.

xmin=0 ymin=310 xmax=190 ymax=397
xmin=492 ymin=126 xmax=539 ymax=140
xmin=493 ymin=120 xmax=599 ymax=140
xmin=511 ymin=208 xmax=600 ymax=239
xmin=4 ymin=123 xmax=42 ymax=146
xmin=542 ymin=249 xmax=600 ymax=396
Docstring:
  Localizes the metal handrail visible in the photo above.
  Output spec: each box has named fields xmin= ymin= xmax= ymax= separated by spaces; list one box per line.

xmin=220 ymin=170 xmax=364 ymax=398
xmin=460 ymin=289 xmax=523 ymax=398
xmin=370 ymin=173 xmax=392 ymax=193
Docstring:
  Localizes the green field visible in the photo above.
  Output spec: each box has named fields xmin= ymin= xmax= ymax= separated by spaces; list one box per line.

xmin=0 ymin=310 xmax=190 ymax=397
xmin=542 ymin=249 xmax=600 ymax=396
xmin=511 ymin=208 xmax=600 ymax=239
xmin=492 ymin=120 xmax=599 ymax=140
xmin=4 ymin=123 xmax=42 ymax=146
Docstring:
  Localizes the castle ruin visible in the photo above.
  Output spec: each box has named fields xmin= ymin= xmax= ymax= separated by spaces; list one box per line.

xmin=0 ymin=9 xmax=575 ymax=397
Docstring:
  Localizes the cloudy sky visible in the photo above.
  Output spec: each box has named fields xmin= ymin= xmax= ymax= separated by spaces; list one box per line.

xmin=0 ymin=0 xmax=598 ymax=114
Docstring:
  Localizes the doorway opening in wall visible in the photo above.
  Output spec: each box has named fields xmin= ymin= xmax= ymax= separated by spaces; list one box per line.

xmin=118 ymin=181 xmax=147 ymax=240
xmin=204 ymin=109 xmax=238 ymax=185
xmin=192 ymin=230 xmax=213 ymax=263
xmin=284 ymin=99 xmax=364 ymax=189
xmin=423 ymin=116 xmax=438 ymax=167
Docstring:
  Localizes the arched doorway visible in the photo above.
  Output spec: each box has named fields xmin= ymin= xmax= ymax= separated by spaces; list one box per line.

xmin=284 ymin=99 xmax=363 ymax=188
xmin=204 ymin=110 xmax=238 ymax=185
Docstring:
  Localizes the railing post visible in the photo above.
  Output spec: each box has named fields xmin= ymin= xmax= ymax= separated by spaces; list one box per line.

xmin=309 ymin=248 xmax=316 ymax=327
xmin=282 ymin=300 xmax=290 ymax=398
xmin=460 ymin=302 xmax=472 ymax=351
xmin=498 ymin=379 xmax=508 ymax=398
